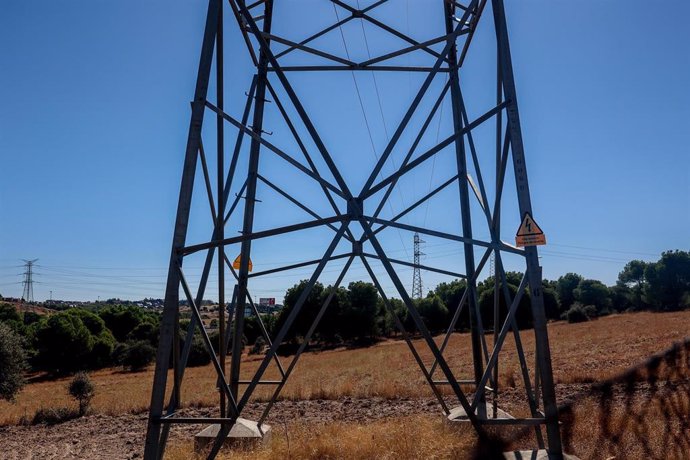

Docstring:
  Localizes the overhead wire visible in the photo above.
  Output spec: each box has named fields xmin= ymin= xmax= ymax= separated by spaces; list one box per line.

xmin=332 ymin=3 xmax=411 ymax=262
xmin=422 ymin=77 xmax=447 ymax=227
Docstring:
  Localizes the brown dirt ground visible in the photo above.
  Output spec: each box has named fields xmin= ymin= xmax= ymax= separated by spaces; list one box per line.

xmin=0 ymin=397 xmax=444 ymax=460
xmin=2 ymin=311 xmax=690 ymax=458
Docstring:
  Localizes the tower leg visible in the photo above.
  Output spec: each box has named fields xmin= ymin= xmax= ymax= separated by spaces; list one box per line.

xmin=443 ymin=0 xmax=486 ymax=419
xmin=491 ymin=0 xmax=564 ymax=456
xmin=143 ymin=1 xmax=220 ymax=458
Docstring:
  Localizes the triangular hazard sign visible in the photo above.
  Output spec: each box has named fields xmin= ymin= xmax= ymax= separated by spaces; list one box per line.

xmin=515 ymin=213 xmax=546 ymax=247
xmin=516 ymin=213 xmax=544 ymax=236
xmin=232 ymin=254 xmax=253 ymax=272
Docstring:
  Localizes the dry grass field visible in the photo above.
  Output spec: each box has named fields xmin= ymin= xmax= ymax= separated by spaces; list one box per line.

xmin=164 ymin=415 xmax=476 ymax=460
xmin=3 ymin=310 xmax=689 ymax=425
xmin=1 ymin=310 xmax=689 ymax=458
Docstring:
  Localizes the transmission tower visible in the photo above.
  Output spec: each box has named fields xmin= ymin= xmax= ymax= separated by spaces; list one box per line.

xmin=21 ymin=259 xmax=38 ymax=303
xmin=411 ymin=233 xmax=424 ymax=298
xmin=144 ymin=1 xmax=568 ymax=458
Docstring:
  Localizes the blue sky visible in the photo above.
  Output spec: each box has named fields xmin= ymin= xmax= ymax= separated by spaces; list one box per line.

xmin=1 ymin=0 xmax=688 ymax=302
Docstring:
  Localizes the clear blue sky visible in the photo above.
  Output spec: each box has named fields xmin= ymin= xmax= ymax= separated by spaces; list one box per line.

xmin=1 ymin=0 xmax=688 ymax=302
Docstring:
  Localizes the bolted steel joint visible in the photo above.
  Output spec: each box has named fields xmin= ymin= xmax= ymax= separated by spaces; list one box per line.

xmin=347 ymin=197 xmax=364 ymax=219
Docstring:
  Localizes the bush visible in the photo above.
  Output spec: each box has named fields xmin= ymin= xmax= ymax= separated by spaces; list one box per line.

xmin=416 ymin=295 xmax=449 ymax=333
xmin=33 ymin=313 xmax=94 ymax=374
xmin=68 ymin=372 xmax=95 ymax=415
xmin=0 ymin=323 xmax=28 ymax=401
xmin=563 ymin=303 xmax=597 ymax=323
xmin=98 ymin=306 xmax=148 ymax=342
xmin=89 ymin=331 xmax=116 ymax=368
xmin=32 ymin=407 xmax=79 ymax=425
xmin=250 ymin=336 xmax=266 ymax=355
xmin=119 ymin=340 xmax=156 ymax=372
xmin=186 ymin=334 xmax=211 ymax=367
xmin=127 ymin=321 xmax=159 ymax=346
xmin=0 ymin=303 xmax=24 ymax=335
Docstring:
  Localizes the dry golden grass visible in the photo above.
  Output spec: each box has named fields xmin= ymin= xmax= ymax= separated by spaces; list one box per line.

xmin=165 ymin=415 xmax=475 ymax=460
xmin=557 ymin=396 xmax=690 ymax=459
xmin=1 ymin=310 xmax=689 ymax=426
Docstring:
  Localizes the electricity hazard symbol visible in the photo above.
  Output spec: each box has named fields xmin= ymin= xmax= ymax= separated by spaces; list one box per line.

xmin=232 ymin=254 xmax=253 ymax=272
xmin=515 ymin=212 xmax=546 ymax=247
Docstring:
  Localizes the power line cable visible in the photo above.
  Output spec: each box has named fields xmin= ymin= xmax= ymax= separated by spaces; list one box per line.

xmin=332 ymin=4 xmax=411 ymax=262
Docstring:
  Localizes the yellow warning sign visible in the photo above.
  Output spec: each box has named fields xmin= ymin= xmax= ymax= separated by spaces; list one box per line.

xmin=515 ymin=212 xmax=546 ymax=247
xmin=232 ymin=254 xmax=253 ymax=272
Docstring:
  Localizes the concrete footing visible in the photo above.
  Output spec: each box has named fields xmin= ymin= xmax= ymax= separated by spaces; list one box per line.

xmin=447 ymin=403 xmax=514 ymax=422
xmin=447 ymin=407 xmax=580 ymax=459
xmin=194 ymin=418 xmax=271 ymax=452
xmin=503 ymin=450 xmax=580 ymax=459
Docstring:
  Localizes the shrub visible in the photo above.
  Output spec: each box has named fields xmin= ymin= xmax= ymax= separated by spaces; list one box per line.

xmin=120 ymin=340 xmax=156 ymax=372
xmin=0 ymin=303 xmax=24 ymax=335
xmin=32 ymin=407 xmax=79 ymax=425
xmin=127 ymin=321 xmax=159 ymax=346
xmin=98 ymin=306 xmax=147 ymax=342
xmin=250 ymin=336 xmax=266 ymax=355
xmin=0 ymin=323 xmax=28 ymax=401
xmin=563 ymin=303 xmax=597 ymax=323
xmin=33 ymin=313 xmax=94 ymax=374
xmin=23 ymin=311 xmax=41 ymax=326
xmin=89 ymin=331 xmax=116 ymax=368
xmin=186 ymin=334 xmax=212 ymax=367
xmin=416 ymin=295 xmax=449 ymax=333
xmin=68 ymin=372 xmax=95 ymax=415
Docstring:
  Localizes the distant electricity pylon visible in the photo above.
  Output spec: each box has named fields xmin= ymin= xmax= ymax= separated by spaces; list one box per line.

xmin=21 ymin=259 xmax=38 ymax=302
xmin=412 ymin=233 xmax=424 ymax=299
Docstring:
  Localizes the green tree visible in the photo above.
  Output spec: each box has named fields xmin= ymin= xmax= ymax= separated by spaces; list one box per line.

xmin=98 ymin=306 xmax=149 ymax=342
xmin=556 ymin=273 xmax=584 ymax=310
xmin=342 ymin=281 xmax=380 ymax=340
xmin=66 ymin=309 xmax=116 ymax=368
xmin=541 ymin=282 xmax=561 ymax=320
xmin=317 ymin=285 xmax=348 ymax=342
xmin=187 ymin=334 xmax=212 ymax=367
xmin=119 ymin=340 xmax=156 ymax=372
xmin=618 ymin=260 xmax=648 ymax=309
xmin=127 ymin=321 xmax=159 ymax=346
xmin=478 ymin=280 xmax=533 ymax=330
xmin=381 ymin=297 xmax=408 ymax=336
xmin=0 ymin=323 xmax=28 ymax=401
xmin=68 ymin=372 xmax=95 ymax=415
xmin=276 ymin=280 xmax=325 ymax=342
xmin=23 ymin=311 xmax=41 ymax=326
xmin=434 ymin=280 xmax=468 ymax=330
xmin=0 ymin=303 xmax=24 ymax=335
xmin=34 ymin=312 xmax=94 ymax=374
xmin=609 ymin=284 xmax=632 ymax=312
xmin=573 ymin=279 xmax=611 ymax=315
xmin=644 ymin=250 xmax=690 ymax=310
xmin=416 ymin=295 xmax=449 ymax=333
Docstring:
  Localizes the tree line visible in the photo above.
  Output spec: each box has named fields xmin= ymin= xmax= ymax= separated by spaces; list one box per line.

xmin=272 ymin=250 xmax=690 ymax=345
xmin=0 ymin=249 xmax=687 ymax=402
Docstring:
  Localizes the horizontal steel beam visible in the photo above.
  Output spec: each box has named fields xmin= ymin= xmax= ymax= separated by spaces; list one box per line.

xmin=268 ymin=66 xmax=451 ymax=73
xmin=181 ymin=215 xmax=347 ymax=255
xmin=248 ymin=252 xmax=352 ymax=278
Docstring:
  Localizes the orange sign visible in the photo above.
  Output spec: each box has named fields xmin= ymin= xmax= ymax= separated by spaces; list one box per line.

xmin=515 ymin=212 xmax=546 ymax=247
xmin=232 ymin=254 xmax=253 ymax=272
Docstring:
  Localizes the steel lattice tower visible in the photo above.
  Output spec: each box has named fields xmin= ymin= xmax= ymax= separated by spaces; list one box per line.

xmin=411 ymin=232 xmax=424 ymax=299
xmin=21 ymin=259 xmax=38 ymax=303
xmin=144 ymin=1 xmax=567 ymax=458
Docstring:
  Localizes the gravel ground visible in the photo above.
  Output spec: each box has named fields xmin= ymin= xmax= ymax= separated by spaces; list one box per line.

xmin=0 ymin=397 xmax=445 ymax=460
